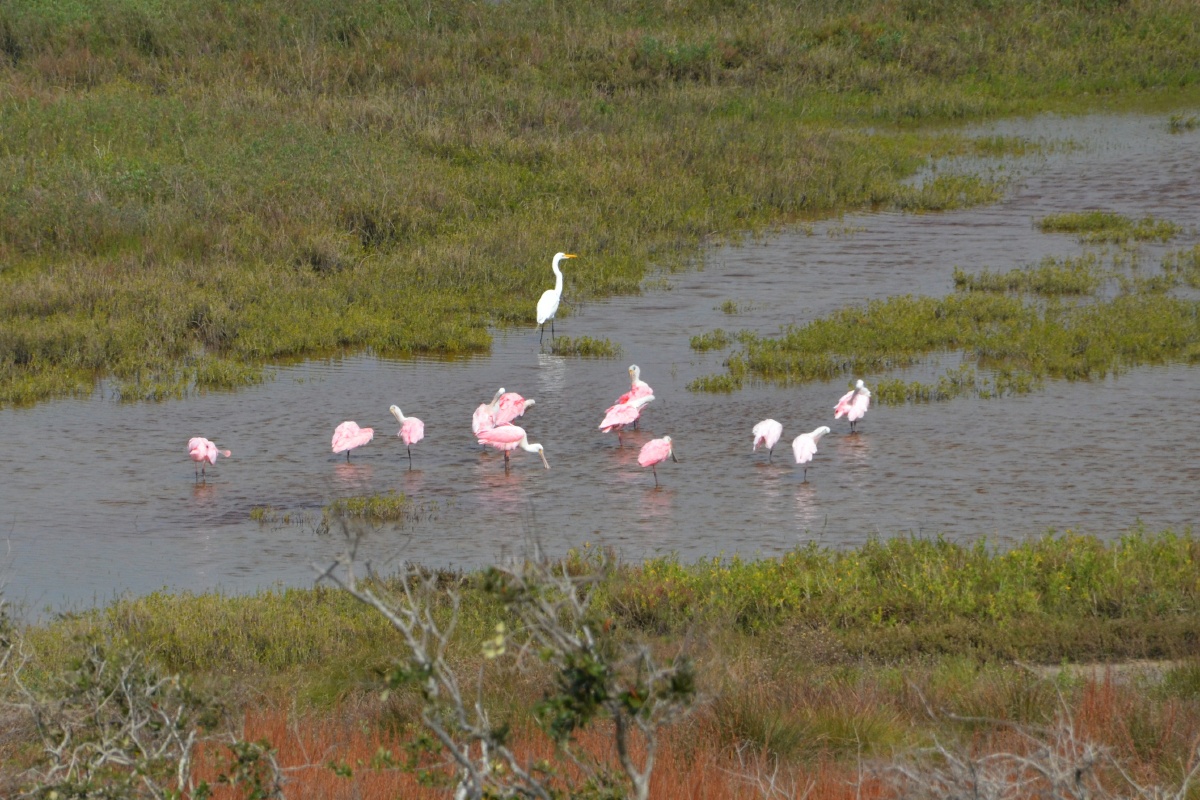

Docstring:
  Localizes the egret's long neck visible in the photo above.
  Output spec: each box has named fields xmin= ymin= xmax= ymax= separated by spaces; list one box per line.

xmin=552 ymin=258 xmax=564 ymax=294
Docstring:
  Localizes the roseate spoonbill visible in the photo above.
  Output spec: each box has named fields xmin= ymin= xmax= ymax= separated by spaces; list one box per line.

xmin=472 ymin=388 xmax=505 ymax=435
xmin=792 ymin=426 xmax=830 ymax=482
xmin=536 ymin=252 xmax=577 ymax=343
xmin=638 ymin=435 xmax=677 ymax=487
xmin=599 ymin=393 xmax=655 ymax=443
xmin=187 ymin=437 xmax=230 ymax=478
xmin=614 ymin=365 xmax=654 ymax=405
xmin=834 ymin=379 xmax=872 ymax=433
xmin=752 ymin=419 xmax=784 ymax=462
xmin=493 ymin=391 xmax=536 ymax=426
xmin=389 ymin=405 xmax=425 ymax=466
xmin=477 ymin=424 xmax=550 ymax=470
xmin=332 ymin=421 xmax=374 ymax=461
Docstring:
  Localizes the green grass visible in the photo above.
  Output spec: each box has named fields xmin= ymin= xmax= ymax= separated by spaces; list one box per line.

xmin=15 ymin=529 xmax=1200 ymax=705
xmin=547 ymin=336 xmax=621 ymax=358
xmin=1038 ymin=212 xmax=1183 ymax=244
xmin=3 ymin=0 xmax=1200 ymax=406
xmin=692 ymin=241 xmax=1200 ymax=400
xmin=952 ymin=254 xmax=1103 ymax=296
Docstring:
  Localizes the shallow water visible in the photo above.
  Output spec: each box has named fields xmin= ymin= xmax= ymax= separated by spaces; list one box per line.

xmin=2 ymin=113 xmax=1199 ymax=616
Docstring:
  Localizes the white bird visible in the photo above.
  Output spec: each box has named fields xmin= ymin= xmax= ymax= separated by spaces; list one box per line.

xmin=792 ymin=426 xmax=831 ymax=482
xmin=752 ymin=419 xmax=784 ymax=462
xmin=389 ymin=405 xmax=425 ymax=467
xmin=834 ymin=379 xmax=872 ymax=433
xmin=536 ymin=252 xmax=578 ymax=343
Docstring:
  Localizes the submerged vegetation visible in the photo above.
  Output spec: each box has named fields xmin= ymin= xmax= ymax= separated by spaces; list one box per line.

xmin=3 ymin=1 xmax=1200 ymax=405
xmin=690 ymin=219 xmax=1200 ymax=398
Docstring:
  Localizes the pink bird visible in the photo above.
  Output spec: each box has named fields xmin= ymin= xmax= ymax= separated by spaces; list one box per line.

xmin=389 ymin=405 xmax=425 ymax=467
xmin=599 ymin=393 xmax=655 ymax=443
xmin=187 ymin=437 xmax=230 ymax=479
xmin=332 ymin=420 xmax=374 ymax=461
xmin=477 ymin=424 xmax=550 ymax=470
xmin=614 ymin=364 xmax=654 ymax=407
xmin=638 ymin=435 xmax=678 ymax=487
xmin=752 ymin=419 xmax=784 ymax=462
xmin=792 ymin=426 xmax=831 ymax=482
xmin=472 ymin=388 xmax=505 ymax=435
xmin=492 ymin=391 xmax=536 ymax=426
xmin=834 ymin=379 xmax=872 ymax=433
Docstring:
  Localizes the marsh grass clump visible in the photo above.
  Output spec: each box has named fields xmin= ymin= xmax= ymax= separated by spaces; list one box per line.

xmin=953 ymin=254 xmax=1103 ymax=296
xmin=695 ymin=243 xmax=1200 ymax=399
xmin=690 ymin=328 xmax=731 ymax=351
xmin=1038 ymin=212 xmax=1182 ymax=243
xmin=547 ymin=336 xmax=620 ymax=358
xmin=323 ymin=491 xmax=412 ymax=525
xmin=1169 ymin=113 xmax=1199 ymax=133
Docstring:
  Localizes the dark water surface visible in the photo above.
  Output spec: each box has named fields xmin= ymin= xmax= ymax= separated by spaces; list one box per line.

xmin=3 ymin=114 xmax=1199 ymax=615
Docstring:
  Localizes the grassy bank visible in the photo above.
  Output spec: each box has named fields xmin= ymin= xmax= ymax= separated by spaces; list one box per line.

xmin=6 ymin=530 xmax=1200 ymax=795
xmin=691 ymin=216 xmax=1200 ymax=398
xmin=16 ymin=530 xmax=1197 ymax=692
xmin=3 ymin=1 xmax=1200 ymax=405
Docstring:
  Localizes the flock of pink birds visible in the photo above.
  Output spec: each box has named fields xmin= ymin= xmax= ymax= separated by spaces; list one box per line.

xmin=187 ymin=367 xmax=872 ymax=488
xmin=187 ymin=250 xmax=870 ymax=486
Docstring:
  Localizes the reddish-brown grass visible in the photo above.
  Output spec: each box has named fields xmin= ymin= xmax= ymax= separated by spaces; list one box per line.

xmin=195 ymin=669 xmax=1200 ymax=799
xmin=196 ymin=703 xmax=883 ymax=799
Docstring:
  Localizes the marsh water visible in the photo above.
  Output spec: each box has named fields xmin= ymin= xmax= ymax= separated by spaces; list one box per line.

xmin=2 ymin=113 xmax=1199 ymax=615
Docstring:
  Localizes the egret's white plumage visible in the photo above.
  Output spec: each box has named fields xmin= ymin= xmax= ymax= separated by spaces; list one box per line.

xmin=537 ymin=252 xmax=577 ymax=342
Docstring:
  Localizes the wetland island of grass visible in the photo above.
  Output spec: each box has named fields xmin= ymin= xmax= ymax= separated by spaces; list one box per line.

xmin=3 ymin=1 xmax=1200 ymax=796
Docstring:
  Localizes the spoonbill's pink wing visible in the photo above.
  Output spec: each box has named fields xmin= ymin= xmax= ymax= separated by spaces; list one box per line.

xmin=477 ymin=424 xmax=527 ymax=451
xmin=472 ymin=404 xmax=497 ymax=434
xmin=332 ymin=421 xmax=374 ymax=453
xmin=846 ymin=392 xmax=870 ymax=422
xmin=638 ymin=437 xmax=673 ymax=467
xmin=833 ymin=389 xmax=856 ymax=419
xmin=752 ymin=419 xmax=783 ymax=451
xmin=188 ymin=437 xmax=210 ymax=462
xmin=400 ymin=417 xmax=425 ymax=446
xmin=493 ymin=393 xmax=531 ymax=426
xmin=615 ymin=383 xmax=654 ymax=406
xmin=599 ymin=403 xmax=641 ymax=432
xmin=792 ymin=435 xmax=819 ymax=464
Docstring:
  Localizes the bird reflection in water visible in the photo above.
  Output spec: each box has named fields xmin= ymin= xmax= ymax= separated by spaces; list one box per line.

xmin=333 ymin=461 xmax=374 ymax=491
xmin=636 ymin=485 xmax=676 ymax=547
xmin=190 ymin=480 xmax=218 ymax=506
xmin=835 ymin=430 xmax=872 ymax=471
xmin=793 ymin=481 xmax=828 ymax=533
